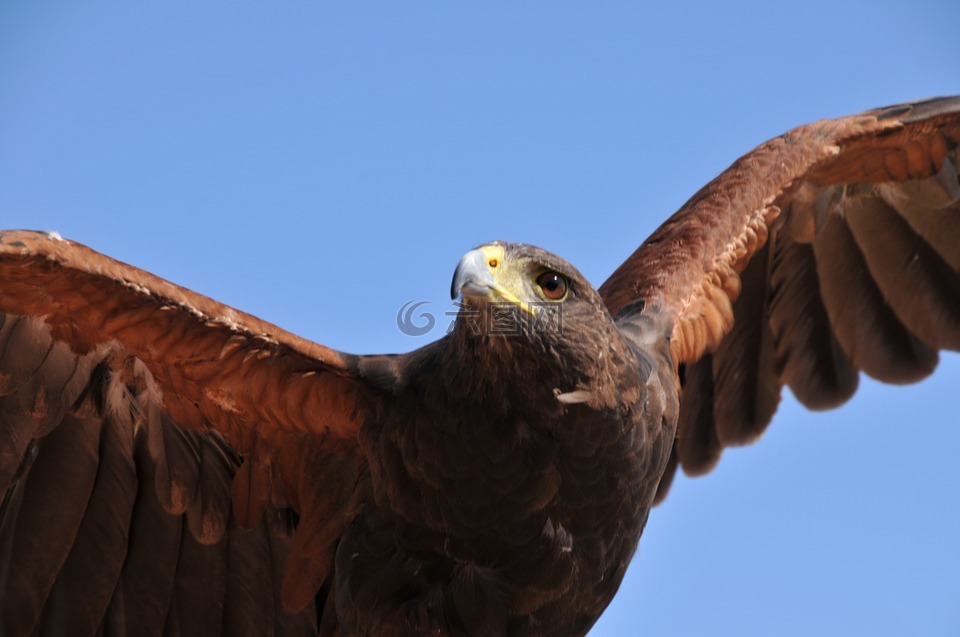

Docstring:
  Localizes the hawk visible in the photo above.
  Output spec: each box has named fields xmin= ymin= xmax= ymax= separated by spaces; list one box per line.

xmin=0 ymin=97 xmax=957 ymax=635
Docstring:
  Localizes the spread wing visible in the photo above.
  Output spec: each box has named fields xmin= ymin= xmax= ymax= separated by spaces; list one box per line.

xmin=0 ymin=230 xmax=396 ymax=633
xmin=599 ymin=97 xmax=960 ymax=501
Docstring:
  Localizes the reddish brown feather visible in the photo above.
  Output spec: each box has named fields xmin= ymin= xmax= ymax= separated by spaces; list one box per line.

xmin=280 ymin=438 xmax=366 ymax=613
xmin=601 ymin=97 xmax=960 ymax=490
xmin=0 ymin=414 xmax=101 ymax=636
xmin=103 ymin=429 xmax=185 ymax=637
xmin=165 ymin=503 xmax=229 ymax=637
xmin=37 ymin=410 xmax=137 ymax=636
xmin=221 ymin=510 xmax=319 ymax=637
xmin=232 ymin=455 xmax=272 ymax=530
xmin=884 ymin=162 xmax=960 ymax=271
xmin=0 ymin=315 xmax=55 ymax=397
xmin=844 ymin=194 xmax=960 ymax=350
xmin=813 ymin=212 xmax=938 ymax=383
xmin=710 ymin=241 xmax=781 ymax=447
xmin=0 ymin=307 xmax=323 ymax=634
xmin=767 ymin=239 xmax=859 ymax=409
xmin=674 ymin=358 xmax=721 ymax=476
xmin=271 ymin=524 xmax=320 ymax=637
xmin=810 ymin=114 xmax=960 ymax=186
xmin=150 ymin=410 xmax=201 ymax=516
xmin=600 ymin=118 xmax=845 ymax=359
xmin=0 ymin=317 xmax=97 ymax=492
xmin=185 ymin=436 xmax=235 ymax=545
xmin=222 ymin=517 xmax=279 ymax=637
xmin=894 ymin=203 xmax=960 ymax=271
xmin=0 ymin=231 xmax=369 ymax=450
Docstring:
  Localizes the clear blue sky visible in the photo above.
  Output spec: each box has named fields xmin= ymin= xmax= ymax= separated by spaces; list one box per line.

xmin=1 ymin=2 xmax=958 ymax=635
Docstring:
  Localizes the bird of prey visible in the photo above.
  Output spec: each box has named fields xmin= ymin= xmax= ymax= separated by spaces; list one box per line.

xmin=0 ymin=96 xmax=957 ymax=636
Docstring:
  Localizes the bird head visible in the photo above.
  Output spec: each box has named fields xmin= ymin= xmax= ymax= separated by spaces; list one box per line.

xmin=449 ymin=241 xmax=612 ymax=349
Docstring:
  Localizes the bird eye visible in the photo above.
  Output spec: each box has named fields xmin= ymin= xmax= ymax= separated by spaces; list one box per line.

xmin=536 ymin=271 xmax=568 ymax=300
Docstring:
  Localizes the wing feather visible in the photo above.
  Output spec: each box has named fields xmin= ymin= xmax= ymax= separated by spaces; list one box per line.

xmin=222 ymin=516 xmax=288 ymax=637
xmin=881 ymin=156 xmax=960 ymax=270
xmin=0 ymin=413 xmax=101 ymax=636
xmin=104 ymin=431 xmax=184 ymax=637
xmin=601 ymin=96 xmax=960 ymax=496
xmin=0 ymin=230 xmax=394 ymax=632
xmin=0 ymin=230 xmax=369 ymax=444
xmin=165 ymin=515 xmax=228 ymax=637
xmin=0 ymin=315 xmax=98 ymax=492
xmin=710 ymin=240 xmax=780 ymax=447
xmin=813 ymin=210 xmax=939 ymax=383
xmin=844 ymin=192 xmax=960 ymax=350
xmin=674 ymin=357 xmax=720 ymax=476
xmin=184 ymin=435 xmax=236 ymax=546
xmin=37 ymin=410 xmax=136 ymax=636
xmin=767 ymin=238 xmax=859 ymax=410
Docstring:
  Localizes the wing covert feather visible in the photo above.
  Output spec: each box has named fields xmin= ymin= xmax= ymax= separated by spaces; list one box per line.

xmin=0 ymin=229 xmax=374 ymax=446
xmin=0 ymin=231 xmax=393 ymax=632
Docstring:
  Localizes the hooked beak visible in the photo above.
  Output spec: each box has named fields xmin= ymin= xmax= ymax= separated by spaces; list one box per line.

xmin=451 ymin=248 xmax=497 ymax=299
xmin=450 ymin=245 xmax=536 ymax=315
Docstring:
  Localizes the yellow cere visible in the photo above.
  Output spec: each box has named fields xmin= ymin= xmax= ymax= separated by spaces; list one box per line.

xmin=480 ymin=244 xmax=537 ymax=316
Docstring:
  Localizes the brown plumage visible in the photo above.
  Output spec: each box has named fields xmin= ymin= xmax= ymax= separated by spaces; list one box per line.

xmin=0 ymin=96 xmax=958 ymax=635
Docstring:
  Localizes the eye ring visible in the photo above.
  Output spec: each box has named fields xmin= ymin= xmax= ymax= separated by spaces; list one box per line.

xmin=536 ymin=271 xmax=568 ymax=301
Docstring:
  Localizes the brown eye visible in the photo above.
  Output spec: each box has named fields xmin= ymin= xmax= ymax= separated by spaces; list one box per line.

xmin=536 ymin=271 xmax=568 ymax=300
